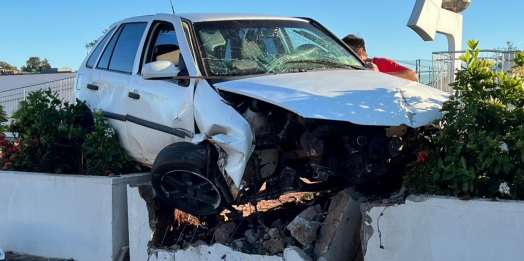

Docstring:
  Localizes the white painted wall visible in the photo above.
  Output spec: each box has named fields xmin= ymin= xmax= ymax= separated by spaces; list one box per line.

xmin=0 ymin=171 xmax=149 ymax=261
xmin=363 ymin=195 xmax=524 ymax=261
xmin=127 ymin=185 xmax=152 ymax=261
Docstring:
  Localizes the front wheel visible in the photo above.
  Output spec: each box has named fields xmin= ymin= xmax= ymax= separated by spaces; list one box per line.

xmin=151 ymin=142 xmax=223 ymax=216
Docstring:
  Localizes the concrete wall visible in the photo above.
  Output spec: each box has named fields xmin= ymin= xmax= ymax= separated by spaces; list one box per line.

xmin=0 ymin=171 xmax=149 ymax=261
xmin=362 ymin=195 xmax=524 ymax=261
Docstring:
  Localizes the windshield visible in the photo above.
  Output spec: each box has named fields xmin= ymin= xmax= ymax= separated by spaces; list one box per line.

xmin=193 ymin=19 xmax=363 ymax=76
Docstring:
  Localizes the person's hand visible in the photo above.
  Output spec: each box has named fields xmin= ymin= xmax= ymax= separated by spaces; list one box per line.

xmin=364 ymin=59 xmax=379 ymax=71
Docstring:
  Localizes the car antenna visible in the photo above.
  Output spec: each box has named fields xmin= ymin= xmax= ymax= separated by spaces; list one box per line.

xmin=169 ymin=0 xmax=175 ymax=14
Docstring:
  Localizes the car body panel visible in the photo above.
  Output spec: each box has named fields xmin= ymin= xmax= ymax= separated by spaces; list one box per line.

xmin=177 ymin=13 xmax=308 ymax=22
xmin=124 ymin=15 xmax=198 ymax=163
xmin=193 ymin=80 xmax=254 ymax=188
xmin=214 ymin=70 xmax=449 ymax=127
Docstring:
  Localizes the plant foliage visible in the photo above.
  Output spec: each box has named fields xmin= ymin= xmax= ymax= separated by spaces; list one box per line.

xmin=404 ymin=40 xmax=524 ymax=200
xmin=2 ymin=89 xmax=139 ymax=175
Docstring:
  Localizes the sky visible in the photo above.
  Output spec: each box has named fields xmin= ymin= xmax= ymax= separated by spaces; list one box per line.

xmin=0 ymin=0 xmax=522 ymax=70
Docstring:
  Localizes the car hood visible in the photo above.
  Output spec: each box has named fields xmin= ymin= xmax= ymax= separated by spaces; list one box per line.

xmin=213 ymin=70 xmax=449 ymax=128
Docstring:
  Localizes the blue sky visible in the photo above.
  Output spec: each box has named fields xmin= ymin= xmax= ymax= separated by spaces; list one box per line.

xmin=0 ymin=0 xmax=521 ymax=70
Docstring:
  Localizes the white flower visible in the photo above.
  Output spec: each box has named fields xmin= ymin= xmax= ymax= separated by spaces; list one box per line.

xmin=499 ymin=182 xmax=511 ymax=196
xmin=104 ymin=127 xmax=115 ymax=138
xmin=506 ymin=104 xmax=516 ymax=111
xmin=498 ymin=142 xmax=509 ymax=153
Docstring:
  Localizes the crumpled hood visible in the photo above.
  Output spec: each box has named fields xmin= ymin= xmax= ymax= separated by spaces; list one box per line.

xmin=214 ymin=69 xmax=449 ymax=127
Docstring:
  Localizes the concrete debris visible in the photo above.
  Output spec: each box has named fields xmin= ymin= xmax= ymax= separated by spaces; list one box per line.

xmin=268 ymin=228 xmax=281 ymax=239
xmin=213 ymin=222 xmax=237 ymax=244
xmin=191 ymin=240 xmax=207 ymax=247
xmin=247 ymin=235 xmax=257 ymax=244
xmin=314 ymin=187 xmax=364 ymax=261
xmin=263 ymin=239 xmax=285 ymax=254
xmin=286 ymin=205 xmax=322 ymax=246
xmin=148 ymin=244 xmax=316 ymax=261
xmin=245 ymin=229 xmax=255 ymax=237
xmin=283 ymin=246 xmax=312 ymax=261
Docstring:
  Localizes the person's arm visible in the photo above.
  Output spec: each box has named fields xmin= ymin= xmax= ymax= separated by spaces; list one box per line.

xmin=386 ymin=69 xmax=418 ymax=81
xmin=371 ymin=57 xmax=419 ymax=81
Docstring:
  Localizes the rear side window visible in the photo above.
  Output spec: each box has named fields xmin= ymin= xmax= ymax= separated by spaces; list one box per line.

xmin=97 ymin=22 xmax=147 ymax=73
xmin=86 ymin=27 xmax=115 ymax=68
xmin=108 ymin=23 xmax=148 ymax=73
xmin=98 ymin=25 xmax=124 ymax=70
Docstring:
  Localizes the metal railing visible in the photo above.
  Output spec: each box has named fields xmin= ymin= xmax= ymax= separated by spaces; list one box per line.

xmin=0 ymin=77 xmax=75 ymax=117
xmin=430 ymin=50 xmax=517 ymax=93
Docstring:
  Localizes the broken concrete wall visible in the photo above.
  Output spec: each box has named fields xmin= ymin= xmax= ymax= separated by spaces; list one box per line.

xmin=147 ymin=244 xmax=312 ymax=261
xmin=127 ymin=184 xmax=315 ymax=261
xmin=361 ymin=195 xmax=524 ymax=261
xmin=127 ymin=184 xmax=154 ymax=261
xmin=0 ymin=171 xmax=149 ymax=261
xmin=314 ymin=188 xmax=364 ymax=261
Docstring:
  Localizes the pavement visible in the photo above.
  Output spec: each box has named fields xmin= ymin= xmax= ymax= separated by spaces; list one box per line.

xmin=2 ymin=251 xmax=74 ymax=261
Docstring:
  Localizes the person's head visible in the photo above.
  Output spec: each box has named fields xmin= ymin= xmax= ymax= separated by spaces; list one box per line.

xmin=342 ymin=34 xmax=368 ymax=59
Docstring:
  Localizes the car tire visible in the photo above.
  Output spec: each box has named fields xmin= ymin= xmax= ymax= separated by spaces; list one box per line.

xmin=151 ymin=142 xmax=223 ymax=216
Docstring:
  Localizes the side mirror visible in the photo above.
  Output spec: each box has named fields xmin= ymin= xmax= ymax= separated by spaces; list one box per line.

xmin=141 ymin=61 xmax=179 ymax=80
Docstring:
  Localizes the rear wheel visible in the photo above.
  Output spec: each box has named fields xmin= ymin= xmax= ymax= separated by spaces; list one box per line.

xmin=151 ymin=142 xmax=223 ymax=216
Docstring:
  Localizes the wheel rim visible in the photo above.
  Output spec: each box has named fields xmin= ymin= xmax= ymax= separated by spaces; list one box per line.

xmin=159 ymin=170 xmax=221 ymax=213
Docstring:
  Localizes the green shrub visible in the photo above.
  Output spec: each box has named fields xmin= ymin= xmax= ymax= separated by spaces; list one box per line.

xmin=404 ymin=40 xmax=524 ymax=200
xmin=4 ymin=89 xmax=139 ymax=175
xmin=82 ymin=110 xmax=140 ymax=175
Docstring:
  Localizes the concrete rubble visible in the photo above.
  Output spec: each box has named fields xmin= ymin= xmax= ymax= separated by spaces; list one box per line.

xmin=128 ymin=184 xmax=374 ymax=261
xmin=286 ymin=204 xmax=323 ymax=246
xmin=314 ymin=188 xmax=364 ymax=261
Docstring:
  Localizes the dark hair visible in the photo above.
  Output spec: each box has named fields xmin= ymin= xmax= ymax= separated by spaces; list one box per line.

xmin=342 ymin=34 xmax=366 ymax=53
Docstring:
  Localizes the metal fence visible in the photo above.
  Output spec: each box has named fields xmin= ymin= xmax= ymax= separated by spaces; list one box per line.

xmin=0 ymin=77 xmax=75 ymax=118
xmin=430 ymin=50 xmax=517 ymax=93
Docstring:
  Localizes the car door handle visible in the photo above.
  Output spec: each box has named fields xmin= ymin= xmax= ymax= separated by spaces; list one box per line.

xmin=87 ymin=84 xmax=99 ymax=91
xmin=128 ymin=92 xmax=140 ymax=99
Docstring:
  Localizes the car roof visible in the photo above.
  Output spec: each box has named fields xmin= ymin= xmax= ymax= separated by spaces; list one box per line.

xmin=114 ymin=13 xmax=308 ymax=25
xmin=177 ymin=13 xmax=308 ymax=22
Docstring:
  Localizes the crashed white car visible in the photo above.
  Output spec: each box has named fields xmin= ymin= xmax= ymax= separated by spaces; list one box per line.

xmin=75 ymin=13 xmax=448 ymax=216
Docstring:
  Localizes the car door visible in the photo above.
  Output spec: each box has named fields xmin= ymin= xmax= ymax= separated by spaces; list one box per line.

xmin=79 ymin=21 xmax=148 ymax=154
xmin=125 ymin=16 xmax=199 ymax=165
xmin=88 ymin=21 xmax=149 ymax=155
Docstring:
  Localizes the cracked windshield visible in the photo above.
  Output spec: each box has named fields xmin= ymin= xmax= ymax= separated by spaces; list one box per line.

xmin=193 ymin=20 xmax=362 ymax=76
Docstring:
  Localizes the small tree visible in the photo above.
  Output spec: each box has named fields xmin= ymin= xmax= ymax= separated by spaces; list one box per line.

xmin=0 ymin=61 xmax=18 ymax=71
xmin=85 ymin=29 xmax=109 ymax=53
xmin=21 ymin=57 xmax=52 ymax=73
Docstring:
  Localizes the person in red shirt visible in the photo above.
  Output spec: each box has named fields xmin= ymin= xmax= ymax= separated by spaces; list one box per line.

xmin=342 ymin=34 xmax=418 ymax=81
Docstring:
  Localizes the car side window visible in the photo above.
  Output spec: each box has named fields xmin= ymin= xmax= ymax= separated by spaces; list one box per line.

xmin=97 ymin=22 xmax=147 ymax=73
xmin=142 ymin=22 xmax=180 ymax=68
xmin=86 ymin=27 xmax=116 ymax=68
xmin=97 ymin=25 xmax=124 ymax=70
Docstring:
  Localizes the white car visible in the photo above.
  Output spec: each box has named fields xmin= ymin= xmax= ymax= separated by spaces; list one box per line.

xmin=76 ymin=13 xmax=448 ymax=216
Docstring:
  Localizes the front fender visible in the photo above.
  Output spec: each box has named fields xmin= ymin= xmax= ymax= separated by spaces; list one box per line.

xmin=192 ymin=80 xmax=254 ymax=190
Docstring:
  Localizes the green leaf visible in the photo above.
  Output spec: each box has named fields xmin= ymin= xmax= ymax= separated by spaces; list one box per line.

xmin=438 ymin=158 xmax=443 ymax=169
xmin=432 ymin=171 xmax=440 ymax=182
xmin=494 ymin=164 xmax=501 ymax=174
xmin=461 ymin=157 xmax=467 ymax=169
xmin=482 ymin=157 xmax=494 ymax=168
xmin=455 ymin=145 xmax=462 ymax=154
xmin=442 ymin=171 xmax=455 ymax=181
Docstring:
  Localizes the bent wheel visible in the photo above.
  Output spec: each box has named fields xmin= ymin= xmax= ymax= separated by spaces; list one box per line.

xmin=160 ymin=170 xmax=221 ymax=214
xmin=151 ymin=142 xmax=223 ymax=216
